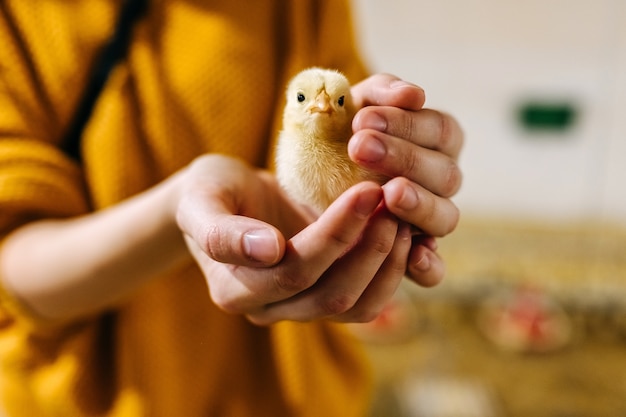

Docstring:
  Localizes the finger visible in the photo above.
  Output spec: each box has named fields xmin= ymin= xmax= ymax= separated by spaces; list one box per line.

xmin=208 ymin=216 xmax=286 ymax=266
xmin=349 ymin=128 xmax=462 ymax=198
xmin=250 ymin=204 xmax=401 ymax=324
xmin=353 ymin=107 xmax=464 ymax=160
xmin=405 ymin=242 xmax=446 ymax=287
xmin=335 ymin=222 xmax=412 ymax=323
xmin=382 ymin=177 xmax=460 ymax=237
xmin=214 ymin=182 xmax=385 ymax=318
xmin=351 ymin=73 xmax=425 ymax=111
xmin=177 ymin=184 xmax=287 ymax=266
xmin=176 ymin=156 xmax=291 ymax=267
xmin=280 ymin=182 xmax=384 ymax=283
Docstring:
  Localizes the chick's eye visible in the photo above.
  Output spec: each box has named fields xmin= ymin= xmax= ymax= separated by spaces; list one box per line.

xmin=297 ymin=93 xmax=305 ymax=103
xmin=338 ymin=96 xmax=345 ymax=107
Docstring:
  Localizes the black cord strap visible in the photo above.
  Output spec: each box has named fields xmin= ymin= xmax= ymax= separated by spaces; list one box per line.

xmin=63 ymin=0 xmax=148 ymax=161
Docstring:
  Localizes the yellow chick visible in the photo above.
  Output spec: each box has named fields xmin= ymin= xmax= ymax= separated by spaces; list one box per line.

xmin=275 ymin=67 xmax=384 ymax=212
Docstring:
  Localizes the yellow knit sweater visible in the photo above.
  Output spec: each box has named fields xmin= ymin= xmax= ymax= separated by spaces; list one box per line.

xmin=0 ymin=1 xmax=372 ymax=416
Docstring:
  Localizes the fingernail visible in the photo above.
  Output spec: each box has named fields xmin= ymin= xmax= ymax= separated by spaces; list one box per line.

xmin=355 ymin=187 xmax=382 ymax=217
xmin=359 ymin=137 xmax=386 ymax=162
xmin=243 ymin=229 xmax=279 ymax=263
xmin=414 ymin=252 xmax=431 ymax=272
xmin=398 ymin=222 xmax=412 ymax=242
xmin=398 ymin=186 xmax=419 ymax=211
xmin=390 ymin=80 xmax=420 ymax=89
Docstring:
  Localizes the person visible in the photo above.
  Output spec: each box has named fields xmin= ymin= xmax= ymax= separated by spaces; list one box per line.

xmin=0 ymin=1 xmax=463 ymax=416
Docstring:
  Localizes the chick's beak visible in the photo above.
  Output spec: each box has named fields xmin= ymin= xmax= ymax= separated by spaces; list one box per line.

xmin=310 ymin=90 xmax=333 ymax=114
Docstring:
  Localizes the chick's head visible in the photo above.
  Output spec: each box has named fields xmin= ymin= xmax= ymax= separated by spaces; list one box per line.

xmin=283 ymin=68 xmax=356 ymax=140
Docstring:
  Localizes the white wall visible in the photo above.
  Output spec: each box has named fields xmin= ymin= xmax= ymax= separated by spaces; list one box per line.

xmin=351 ymin=0 xmax=626 ymax=225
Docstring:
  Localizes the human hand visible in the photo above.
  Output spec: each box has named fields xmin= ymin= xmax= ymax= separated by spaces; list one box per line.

xmin=175 ymin=155 xmax=411 ymax=325
xmin=349 ymin=74 xmax=464 ymax=286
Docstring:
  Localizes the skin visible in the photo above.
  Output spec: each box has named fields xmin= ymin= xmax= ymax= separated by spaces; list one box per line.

xmin=0 ymin=73 xmax=463 ymax=325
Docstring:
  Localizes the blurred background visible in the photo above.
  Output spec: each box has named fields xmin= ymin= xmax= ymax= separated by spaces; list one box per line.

xmin=348 ymin=1 xmax=626 ymax=416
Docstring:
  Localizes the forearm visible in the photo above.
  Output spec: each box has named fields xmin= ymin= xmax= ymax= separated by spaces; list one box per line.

xmin=0 ymin=171 xmax=190 ymax=321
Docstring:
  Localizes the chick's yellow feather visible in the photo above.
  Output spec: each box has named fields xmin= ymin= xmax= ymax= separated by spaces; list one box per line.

xmin=275 ymin=67 xmax=383 ymax=212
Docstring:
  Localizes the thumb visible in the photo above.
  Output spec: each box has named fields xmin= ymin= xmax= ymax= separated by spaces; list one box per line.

xmin=175 ymin=155 xmax=287 ymax=267
xmin=351 ymin=73 xmax=425 ymax=111
xmin=177 ymin=197 xmax=286 ymax=267
xmin=206 ymin=215 xmax=285 ymax=266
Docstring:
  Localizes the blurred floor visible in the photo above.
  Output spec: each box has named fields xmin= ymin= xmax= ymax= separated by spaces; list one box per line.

xmin=357 ymin=218 xmax=626 ymax=417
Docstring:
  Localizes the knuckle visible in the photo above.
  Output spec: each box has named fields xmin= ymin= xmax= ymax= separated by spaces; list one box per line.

xmin=398 ymin=110 xmax=417 ymax=140
xmin=440 ymin=160 xmax=463 ymax=197
xmin=372 ymin=72 xmax=392 ymax=88
xmin=438 ymin=112 xmax=452 ymax=144
xmin=205 ymin=223 xmax=222 ymax=259
xmin=443 ymin=204 xmax=461 ymax=236
xmin=402 ymin=149 xmax=422 ymax=179
xmin=328 ymin=230 xmax=360 ymax=250
xmin=317 ymin=292 xmax=359 ymax=316
xmin=433 ymin=111 xmax=455 ymax=153
xmin=371 ymin=234 xmax=395 ymax=256
xmin=434 ymin=111 xmax=464 ymax=158
xmin=273 ymin=270 xmax=311 ymax=294
xmin=390 ymin=255 xmax=410 ymax=277
xmin=209 ymin=289 xmax=240 ymax=315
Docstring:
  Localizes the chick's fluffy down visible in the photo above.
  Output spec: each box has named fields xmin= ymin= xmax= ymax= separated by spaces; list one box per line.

xmin=275 ymin=68 xmax=383 ymax=212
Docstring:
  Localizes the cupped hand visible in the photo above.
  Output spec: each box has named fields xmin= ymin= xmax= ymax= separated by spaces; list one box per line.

xmin=175 ymin=155 xmax=411 ymax=325
xmin=349 ymin=73 xmax=464 ymax=286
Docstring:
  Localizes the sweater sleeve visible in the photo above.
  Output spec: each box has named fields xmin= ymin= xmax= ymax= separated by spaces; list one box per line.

xmin=0 ymin=138 xmax=91 ymax=325
xmin=0 ymin=2 xmax=120 ymax=235
xmin=0 ymin=139 xmax=90 ymax=236
xmin=0 ymin=2 xmax=115 ymax=325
